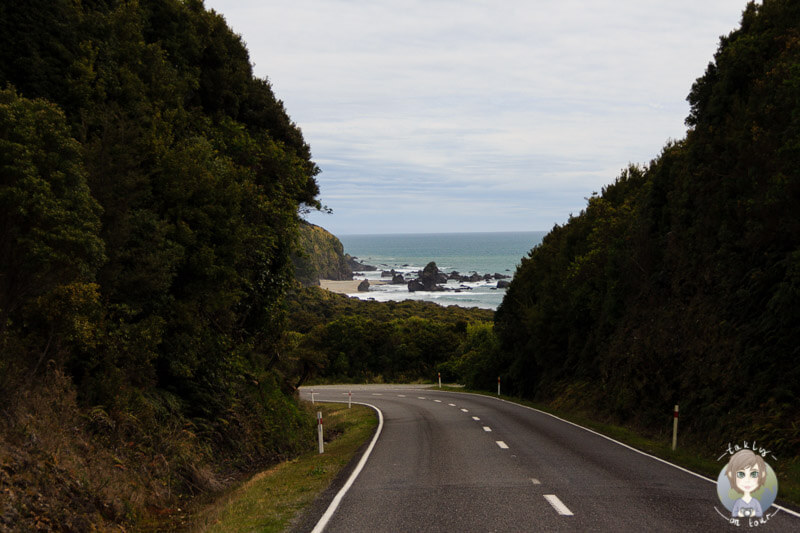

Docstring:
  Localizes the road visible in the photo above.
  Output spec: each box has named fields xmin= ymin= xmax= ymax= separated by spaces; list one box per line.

xmin=295 ymin=385 xmax=800 ymax=532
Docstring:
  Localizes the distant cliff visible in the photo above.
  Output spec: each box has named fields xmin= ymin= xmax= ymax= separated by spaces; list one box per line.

xmin=293 ymin=223 xmax=353 ymax=285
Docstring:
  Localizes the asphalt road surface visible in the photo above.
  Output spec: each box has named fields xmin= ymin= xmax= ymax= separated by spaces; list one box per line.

xmin=295 ymin=385 xmax=800 ymax=532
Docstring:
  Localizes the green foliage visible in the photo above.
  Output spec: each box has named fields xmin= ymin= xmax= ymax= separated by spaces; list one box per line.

xmin=284 ymin=287 xmax=492 ymax=384
xmin=441 ymin=322 xmax=504 ymax=389
xmin=1 ymin=0 xmax=324 ymax=528
xmin=0 ymin=88 xmax=105 ymax=385
xmin=496 ymin=0 xmax=800 ymax=456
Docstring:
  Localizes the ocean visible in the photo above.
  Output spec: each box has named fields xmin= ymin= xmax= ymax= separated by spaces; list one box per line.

xmin=338 ymin=231 xmax=546 ymax=310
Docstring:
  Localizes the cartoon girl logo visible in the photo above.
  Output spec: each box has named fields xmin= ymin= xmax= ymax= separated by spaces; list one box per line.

xmin=716 ymin=449 xmax=779 ymax=520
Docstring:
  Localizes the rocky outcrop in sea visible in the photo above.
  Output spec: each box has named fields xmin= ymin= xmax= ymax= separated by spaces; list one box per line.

xmin=347 ymin=254 xmax=377 ymax=272
xmin=406 ymin=262 xmax=510 ymax=292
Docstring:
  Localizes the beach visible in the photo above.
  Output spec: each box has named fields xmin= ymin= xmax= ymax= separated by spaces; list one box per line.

xmin=319 ymin=279 xmax=388 ymax=294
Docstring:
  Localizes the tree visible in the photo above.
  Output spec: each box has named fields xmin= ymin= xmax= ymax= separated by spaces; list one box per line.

xmin=495 ymin=0 xmax=800 ymax=453
xmin=0 ymin=88 xmax=104 ymax=382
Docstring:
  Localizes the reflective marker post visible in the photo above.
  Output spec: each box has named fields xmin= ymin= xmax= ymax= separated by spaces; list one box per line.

xmin=311 ymin=390 xmax=315 ymax=404
xmin=438 ymin=372 xmax=442 ymax=389
xmin=317 ymin=411 xmax=324 ymax=454
xmin=348 ymin=390 xmax=352 ymax=408
xmin=497 ymin=376 xmax=501 ymax=397
xmin=672 ymin=404 xmax=679 ymax=451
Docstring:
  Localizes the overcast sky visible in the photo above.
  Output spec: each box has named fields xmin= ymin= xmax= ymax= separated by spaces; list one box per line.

xmin=204 ymin=0 xmax=749 ymax=235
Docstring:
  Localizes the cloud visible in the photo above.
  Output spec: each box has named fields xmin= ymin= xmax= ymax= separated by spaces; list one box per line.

xmin=206 ymin=0 xmax=747 ymax=234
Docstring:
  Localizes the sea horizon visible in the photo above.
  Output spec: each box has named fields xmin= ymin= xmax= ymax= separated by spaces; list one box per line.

xmin=337 ymin=231 xmax=546 ymax=310
xmin=337 ymin=229 xmax=550 ymax=237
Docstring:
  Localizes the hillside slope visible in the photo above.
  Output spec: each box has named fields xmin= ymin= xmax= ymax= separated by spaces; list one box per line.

xmin=0 ymin=0 xmax=320 ymax=529
xmin=496 ymin=0 xmax=800 ymax=456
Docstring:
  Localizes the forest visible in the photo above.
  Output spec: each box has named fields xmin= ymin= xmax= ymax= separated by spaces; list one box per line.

xmin=285 ymin=287 xmax=492 ymax=386
xmin=0 ymin=1 xmax=493 ymax=528
xmin=0 ymin=0 xmax=322 ymax=528
xmin=493 ymin=0 xmax=800 ymax=458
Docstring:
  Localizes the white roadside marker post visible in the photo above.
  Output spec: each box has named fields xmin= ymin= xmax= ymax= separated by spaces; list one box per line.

xmin=672 ymin=404 xmax=679 ymax=451
xmin=438 ymin=372 xmax=442 ymax=389
xmin=311 ymin=390 xmax=315 ymax=404
xmin=348 ymin=390 xmax=352 ymax=408
xmin=497 ymin=376 xmax=501 ymax=397
xmin=317 ymin=411 xmax=324 ymax=454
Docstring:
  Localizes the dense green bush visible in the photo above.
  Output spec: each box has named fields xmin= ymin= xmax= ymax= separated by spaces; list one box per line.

xmin=284 ymin=287 xmax=493 ymax=384
xmin=496 ymin=0 xmax=800 ymax=455
xmin=1 ymin=0 xmax=320 ymax=527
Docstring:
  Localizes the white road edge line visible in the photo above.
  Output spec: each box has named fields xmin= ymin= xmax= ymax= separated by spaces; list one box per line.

xmin=496 ymin=440 xmax=508 ymax=449
xmin=428 ymin=389 xmax=800 ymax=519
xmin=544 ymin=494 xmax=573 ymax=516
xmin=311 ymin=400 xmax=384 ymax=533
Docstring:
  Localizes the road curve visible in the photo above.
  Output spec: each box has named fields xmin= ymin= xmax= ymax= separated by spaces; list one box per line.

xmin=295 ymin=385 xmax=800 ymax=532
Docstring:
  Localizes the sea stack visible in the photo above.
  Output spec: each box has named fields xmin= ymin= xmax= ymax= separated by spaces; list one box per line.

xmin=407 ymin=262 xmax=446 ymax=292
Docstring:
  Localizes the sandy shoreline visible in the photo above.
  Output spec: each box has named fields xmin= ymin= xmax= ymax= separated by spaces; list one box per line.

xmin=319 ymin=279 xmax=389 ymax=294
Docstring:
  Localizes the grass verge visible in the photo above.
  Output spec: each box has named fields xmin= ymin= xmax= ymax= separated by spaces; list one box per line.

xmin=439 ymin=386 xmax=800 ymax=509
xmin=190 ymin=403 xmax=377 ymax=532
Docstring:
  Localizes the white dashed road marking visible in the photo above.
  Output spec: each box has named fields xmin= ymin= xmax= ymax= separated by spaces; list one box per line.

xmin=496 ymin=441 xmax=508 ymax=449
xmin=483 ymin=426 xmax=492 ymax=432
xmin=460 ymin=408 xmax=469 ymax=412
xmin=448 ymin=403 xmax=456 ymax=406
xmin=472 ymin=416 xmax=480 ymax=421
xmin=434 ymin=400 xmax=442 ymax=403
xmin=531 ymin=478 xmax=541 ymax=485
xmin=544 ymin=494 xmax=573 ymax=516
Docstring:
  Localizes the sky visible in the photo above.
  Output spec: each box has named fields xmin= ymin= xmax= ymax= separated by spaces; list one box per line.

xmin=204 ymin=0 xmax=750 ymax=235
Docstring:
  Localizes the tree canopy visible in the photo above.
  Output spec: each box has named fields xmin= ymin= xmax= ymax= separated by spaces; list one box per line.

xmin=495 ymin=0 xmax=800 ymax=455
xmin=1 ymin=0 xmax=322 ymax=527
